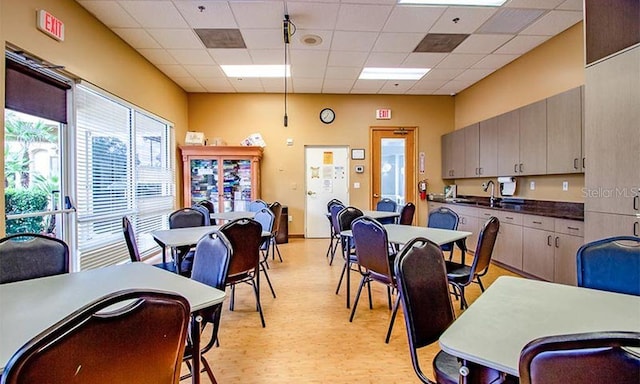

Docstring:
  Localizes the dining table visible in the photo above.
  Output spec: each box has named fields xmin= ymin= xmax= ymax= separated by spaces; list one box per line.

xmin=438 ymin=276 xmax=640 ymax=379
xmin=209 ymin=210 xmax=256 ymax=222
xmin=0 ymin=262 xmax=226 ymax=384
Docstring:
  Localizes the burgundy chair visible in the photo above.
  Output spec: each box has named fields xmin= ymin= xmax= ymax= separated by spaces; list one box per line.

xmin=122 ymin=216 xmax=177 ymax=274
xmin=2 ymin=289 xmax=190 ymax=384
xmin=267 ymin=201 xmax=284 ymax=262
xmin=399 ymin=202 xmax=416 ymax=225
xmin=519 ymin=331 xmax=640 ymax=384
xmin=334 ymin=206 xmax=364 ymax=309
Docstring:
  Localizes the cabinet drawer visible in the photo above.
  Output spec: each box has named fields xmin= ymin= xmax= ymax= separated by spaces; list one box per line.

xmin=448 ymin=204 xmax=478 ymax=218
xmin=478 ymin=209 xmax=496 ymax=221
xmin=492 ymin=210 xmax=523 ymax=225
xmin=522 ymin=214 xmax=554 ymax=231
xmin=555 ymin=219 xmax=584 ymax=237
xmin=429 ymin=202 xmax=444 ymax=212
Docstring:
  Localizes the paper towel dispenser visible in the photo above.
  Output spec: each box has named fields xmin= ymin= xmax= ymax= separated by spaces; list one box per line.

xmin=498 ymin=176 xmax=516 ymax=196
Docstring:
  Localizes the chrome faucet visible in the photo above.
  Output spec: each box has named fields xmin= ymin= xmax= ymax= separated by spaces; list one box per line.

xmin=482 ymin=180 xmax=496 ymax=206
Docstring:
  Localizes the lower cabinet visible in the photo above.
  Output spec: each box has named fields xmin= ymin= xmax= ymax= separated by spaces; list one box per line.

xmin=523 ymin=227 xmax=555 ymax=281
xmin=494 ymin=221 xmax=523 ymax=270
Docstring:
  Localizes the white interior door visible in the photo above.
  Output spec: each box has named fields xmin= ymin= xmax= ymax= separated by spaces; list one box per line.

xmin=305 ymin=146 xmax=349 ymax=238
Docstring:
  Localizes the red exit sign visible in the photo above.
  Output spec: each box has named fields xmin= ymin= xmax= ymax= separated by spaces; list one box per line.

xmin=37 ymin=10 xmax=65 ymax=41
xmin=376 ymin=109 xmax=391 ymax=120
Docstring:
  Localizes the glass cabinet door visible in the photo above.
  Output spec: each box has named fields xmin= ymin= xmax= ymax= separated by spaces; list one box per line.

xmin=190 ymin=159 xmax=219 ymax=210
xmin=222 ymin=159 xmax=252 ymax=212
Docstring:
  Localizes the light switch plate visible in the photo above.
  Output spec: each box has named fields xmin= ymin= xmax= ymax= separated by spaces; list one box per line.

xmin=562 ymin=181 xmax=568 ymax=191
xmin=354 ymin=182 xmax=360 ymax=189
xmin=530 ymin=181 xmax=535 ymax=190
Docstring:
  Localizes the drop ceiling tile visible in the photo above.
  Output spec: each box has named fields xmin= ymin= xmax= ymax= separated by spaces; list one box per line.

xmin=174 ymin=1 xmax=237 ymax=29
xmin=292 ymin=77 xmax=324 ymax=92
xmin=249 ymin=49 xmax=284 ymax=65
xmin=242 ymin=29 xmax=283 ymax=50
xmin=172 ymin=77 xmax=206 ymax=92
xmin=423 ymin=68 xmax=464 ymax=80
xmin=119 ymin=1 xmax=188 ymax=29
xmin=504 ymin=0 xmax=564 ymax=9
xmin=435 ymin=53 xmax=485 ymax=69
xmin=325 ymin=66 xmax=362 ymax=80
xmin=323 ymin=78 xmax=356 ymax=89
xmin=351 ymin=79 xmax=386 ymax=92
xmin=290 ymin=50 xmax=329 ymax=66
xmin=207 ymin=49 xmax=252 ymax=65
xmin=331 ymin=31 xmax=379 ymax=52
xmin=229 ymin=2 xmax=284 ymax=29
xmin=402 ymin=52 xmax=448 ymax=67
xmin=184 ymin=65 xmax=226 ymax=78
xmin=406 ymin=88 xmax=436 ymax=95
xmin=147 ymin=29 xmax=203 ymax=49
xmin=167 ymin=49 xmax=216 ymax=65
xmin=157 ymin=64 xmax=191 ymax=78
xmin=290 ymin=30 xmax=333 ymax=50
xmin=261 ymin=77 xmax=289 ymax=92
xmin=373 ymin=33 xmax=426 ymax=53
xmin=365 ymin=52 xmax=409 ymax=67
xmin=476 ymin=8 xmax=546 ymax=34
xmin=383 ymin=6 xmax=446 ymax=33
xmin=430 ymin=7 xmax=497 ymax=34
xmin=520 ymin=10 xmax=583 ymax=36
xmin=291 ymin=64 xmax=326 ymax=78
xmin=137 ymin=49 xmax=178 ymax=65
xmin=328 ymin=51 xmax=369 ymax=67
xmin=455 ymin=68 xmax=495 ymax=82
xmin=113 ymin=28 xmax=161 ymax=49
xmin=78 ymin=1 xmax=139 ymax=28
xmin=557 ymin=0 xmax=583 ymax=11
xmin=346 ymin=0 xmax=397 ymax=5
xmin=335 ymin=4 xmax=393 ymax=32
xmin=453 ymin=34 xmax=513 ymax=54
xmin=471 ymin=54 xmax=518 ymax=69
xmin=412 ymin=78 xmax=448 ymax=90
xmin=198 ymin=77 xmax=235 ymax=92
xmin=436 ymin=79 xmax=473 ymax=94
xmin=229 ymin=78 xmax=264 ymax=92
xmin=380 ymin=80 xmax=417 ymax=93
xmin=494 ymin=35 xmax=550 ymax=54
xmin=285 ymin=3 xmax=341 ymax=30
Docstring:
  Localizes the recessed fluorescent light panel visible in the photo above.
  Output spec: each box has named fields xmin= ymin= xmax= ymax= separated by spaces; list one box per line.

xmin=359 ymin=67 xmax=430 ymax=80
xmin=221 ymin=65 xmax=290 ymax=78
xmin=397 ymin=0 xmax=506 ymax=5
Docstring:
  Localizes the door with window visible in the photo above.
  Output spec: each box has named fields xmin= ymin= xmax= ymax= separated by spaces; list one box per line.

xmin=371 ymin=127 xmax=416 ymax=209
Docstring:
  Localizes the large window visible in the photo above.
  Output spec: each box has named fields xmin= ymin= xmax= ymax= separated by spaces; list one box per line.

xmin=75 ymin=84 xmax=174 ymax=270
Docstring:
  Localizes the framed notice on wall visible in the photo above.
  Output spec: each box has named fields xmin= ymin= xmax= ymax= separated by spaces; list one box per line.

xmin=185 ymin=131 xmax=205 ymax=145
xmin=351 ymin=149 xmax=365 ymax=160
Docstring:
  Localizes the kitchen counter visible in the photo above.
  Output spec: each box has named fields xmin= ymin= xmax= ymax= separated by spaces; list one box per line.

xmin=429 ymin=196 xmax=584 ymax=221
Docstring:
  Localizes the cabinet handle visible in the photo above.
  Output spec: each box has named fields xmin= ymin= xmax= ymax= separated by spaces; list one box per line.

xmin=514 ymin=164 xmax=518 ymax=173
xmin=461 ymin=217 xmax=466 ymax=225
xmin=635 ymin=221 xmax=639 ymax=237
xmin=475 ymin=168 xmax=479 ymax=175
xmin=634 ymin=195 xmax=639 ymax=211
xmin=567 ymin=226 xmax=580 ymax=231
xmin=555 ymin=236 xmax=559 ymax=248
xmin=484 ymin=213 xmax=491 ymax=217
xmin=479 ymin=167 xmax=483 ymax=175
xmin=519 ymin=163 xmax=523 ymax=173
xmin=547 ymin=235 xmax=552 ymax=246
xmin=533 ymin=221 xmax=542 ymax=224
xmin=573 ymin=158 xmax=579 ymax=170
xmin=505 ymin=216 xmax=514 ymax=220
xmin=582 ymin=157 xmax=585 ymax=169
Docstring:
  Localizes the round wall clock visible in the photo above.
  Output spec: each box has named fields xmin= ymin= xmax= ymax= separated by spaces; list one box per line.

xmin=319 ymin=108 xmax=335 ymax=124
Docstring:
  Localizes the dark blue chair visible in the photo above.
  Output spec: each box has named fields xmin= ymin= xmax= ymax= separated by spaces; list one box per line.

xmin=427 ymin=207 xmax=460 ymax=260
xmin=576 ymin=236 xmax=640 ymax=296
xmin=253 ymin=207 xmax=277 ymax=298
xmin=376 ymin=198 xmax=397 ymax=224
xmin=0 ymin=233 xmax=69 ymax=284
xmin=328 ymin=202 xmax=346 ymax=265
xmin=334 ymin=206 xmax=363 ymax=309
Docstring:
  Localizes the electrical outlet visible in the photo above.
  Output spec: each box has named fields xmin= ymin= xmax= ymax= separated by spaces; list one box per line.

xmin=288 ymin=215 xmax=293 ymax=222
xmin=530 ymin=181 xmax=535 ymax=190
xmin=354 ymin=182 xmax=360 ymax=189
xmin=562 ymin=181 xmax=569 ymax=191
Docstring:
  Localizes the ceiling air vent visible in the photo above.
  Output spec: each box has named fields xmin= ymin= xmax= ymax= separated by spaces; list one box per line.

xmin=194 ymin=29 xmax=246 ymax=49
xmin=414 ymin=34 xmax=469 ymax=53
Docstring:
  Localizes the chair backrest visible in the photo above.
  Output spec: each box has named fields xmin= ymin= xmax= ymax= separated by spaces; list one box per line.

xmin=376 ymin=198 xmax=397 ymax=212
xmin=337 ymin=206 xmax=364 ymax=233
xmin=219 ymin=218 xmax=263 ymax=278
xmin=197 ymin=199 xmax=216 ymax=214
xmin=248 ymin=199 xmax=268 ymax=212
xmin=399 ymin=202 xmax=416 ymax=225
xmin=122 ymin=216 xmax=141 ymax=262
xmin=0 ymin=233 xmax=69 ymax=284
xmin=268 ymin=201 xmax=283 ymax=235
xmin=394 ymin=237 xmax=455 ymax=380
xmin=327 ymin=199 xmax=343 ymax=213
xmin=1 ymin=289 xmax=190 ymax=384
xmin=192 ymin=230 xmax=232 ymax=291
xmin=254 ymin=208 xmax=275 ymax=250
xmin=466 ymin=216 xmax=500 ymax=281
xmin=351 ymin=217 xmax=393 ymax=282
xmin=427 ymin=207 xmax=459 ymax=230
xmin=169 ymin=207 xmax=206 ymax=229
xmin=329 ymin=203 xmax=346 ymax=236
xmin=576 ymin=236 xmax=640 ymax=296
xmin=190 ymin=204 xmax=211 ymax=226
xmin=519 ymin=331 xmax=640 ymax=384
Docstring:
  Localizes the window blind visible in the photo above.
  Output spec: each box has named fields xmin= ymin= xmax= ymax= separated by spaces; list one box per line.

xmin=75 ymin=84 xmax=175 ymax=270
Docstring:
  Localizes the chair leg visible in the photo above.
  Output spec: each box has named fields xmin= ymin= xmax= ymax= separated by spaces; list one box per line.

xmin=476 ymin=276 xmax=486 ymax=292
xmin=260 ymin=261 xmax=276 ymax=298
xmin=367 ymin=280 xmax=373 ymax=310
xmin=386 ymin=286 xmax=392 ymax=310
xmin=349 ymin=275 xmax=368 ymax=322
xmin=250 ymin=279 xmax=266 ymax=328
xmin=385 ymin=294 xmax=401 ymax=344
xmin=335 ymin=260 xmax=347 ymax=294
xmin=200 ymin=356 xmax=217 ymax=384
xmin=273 ymin=240 xmax=283 ymax=262
xmin=229 ymin=284 xmax=235 ymax=311
xmin=346 ymin=258 xmax=352 ymax=309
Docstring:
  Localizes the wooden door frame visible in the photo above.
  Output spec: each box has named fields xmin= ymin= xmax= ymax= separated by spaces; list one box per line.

xmin=369 ymin=126 xmax=417 ymax=210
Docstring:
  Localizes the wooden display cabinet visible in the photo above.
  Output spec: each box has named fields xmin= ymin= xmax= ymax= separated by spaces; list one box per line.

xmin=180 ymin=146 xmax=263 ymax=212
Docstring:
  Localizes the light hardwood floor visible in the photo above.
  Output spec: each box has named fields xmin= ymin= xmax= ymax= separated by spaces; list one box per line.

xmin=186 ymin=238 xmax=521 ymax=383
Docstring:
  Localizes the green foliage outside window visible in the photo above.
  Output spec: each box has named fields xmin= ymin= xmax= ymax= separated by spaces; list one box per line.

xmin=5 ymin=188 xmax=50 ymax=234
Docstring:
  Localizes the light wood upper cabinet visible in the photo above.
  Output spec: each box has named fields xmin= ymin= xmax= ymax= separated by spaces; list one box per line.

xmin=519 ymin=100 xmax=547 ymax=175
xmin=441 ymin=129 xmax=465 ymax=179
xmin=464 ymin=123 xmax=480 ymax=178
xmin=479 ymin=117 xmax=498 ymax=177
xmin=497 ymin=110 xmax=520 ymax=176
xmin=547 ymin=87 xmax=583 ymax=174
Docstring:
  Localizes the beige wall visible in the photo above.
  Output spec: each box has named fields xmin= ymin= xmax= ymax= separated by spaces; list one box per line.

xmin=1 ymin=0 xmax=5 ymax=234
xmin=188 ymin=93 xmax=454 ymax=233
xmin=453 ymin=23 xmax=586 ymax=202
xmin=1 ymin=0 xmax=188 ymax=235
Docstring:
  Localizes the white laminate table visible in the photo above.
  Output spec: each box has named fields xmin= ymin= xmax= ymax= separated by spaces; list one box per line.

xmin=361 ymin=210 xmax=400 ymax=221
xmin=0 ymin=263 xmax=226 ymax=384
xmin=439 ymin=276 xmax=640 ymax=377
xmin=341 ymin=224 xmax=470 ymax=247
